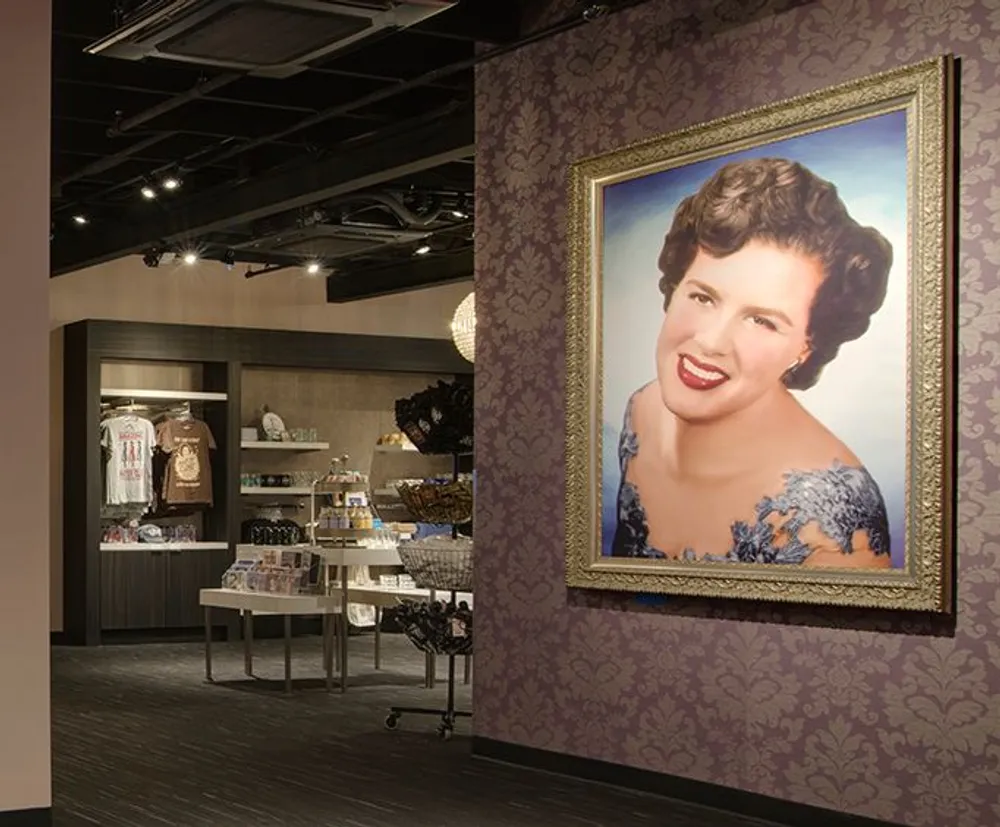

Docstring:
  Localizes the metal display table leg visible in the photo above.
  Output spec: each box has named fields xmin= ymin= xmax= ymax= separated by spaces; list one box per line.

xmin=322 ymin=613 xmax=335 ymax=692
xmin=339 ymin=565 xmax=350 ymax=693
xmin=243 ymin=611 xmax=254 ymax=677
xmin=204 ymin=606 xmax=213 ymax=682
xmin=283 ymin=614 xmax=293 ymax=694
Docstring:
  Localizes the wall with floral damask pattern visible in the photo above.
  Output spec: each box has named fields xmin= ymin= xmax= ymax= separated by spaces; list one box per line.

xmin=473 ymin=1 xmax=1000 ymax=825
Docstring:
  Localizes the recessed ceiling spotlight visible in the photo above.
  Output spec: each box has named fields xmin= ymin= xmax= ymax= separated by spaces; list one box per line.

xmin=72 ymin=214 xmax=88 ymax=226
xmin=162 ymin=176 xmax=181 ymax=191
xmin=415 ymin=244 xmax=431 ymax=256
xmin=306 ymin=261 xmax=322 ymax=276
xmin=451 ymin=210 xmax=467 ymax=219
xmin=140 ymin=185 xmax=157 ymax=200
xmin=182 ymin=251 xmax=198 ymax=266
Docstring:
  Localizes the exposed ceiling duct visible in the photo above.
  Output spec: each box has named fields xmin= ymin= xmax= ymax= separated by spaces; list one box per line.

xmin=85 ymin=0 xmax=459 ymax=78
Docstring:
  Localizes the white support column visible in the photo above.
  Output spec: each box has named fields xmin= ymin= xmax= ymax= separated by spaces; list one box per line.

xmin=0 ymin=0 xmax=53 ymax=818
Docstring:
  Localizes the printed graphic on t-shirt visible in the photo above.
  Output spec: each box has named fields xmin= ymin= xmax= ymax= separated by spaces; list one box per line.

xmin=156 ymin=418 xmax=217 ymax=506
xmin=101 ymin=415 xmax=156 ymax=506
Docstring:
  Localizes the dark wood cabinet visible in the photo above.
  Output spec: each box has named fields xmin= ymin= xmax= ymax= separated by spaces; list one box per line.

xmin=101 ymin=550 xmax=168 ymax=630
xmin=101 ymin=549 xmax=232 ymax=631
xmin=165 ymin=549 xmax=232 ymax=628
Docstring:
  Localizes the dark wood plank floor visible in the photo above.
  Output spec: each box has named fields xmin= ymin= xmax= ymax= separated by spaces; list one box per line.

xmin=52 ymin=634 xmax=778 ymax=826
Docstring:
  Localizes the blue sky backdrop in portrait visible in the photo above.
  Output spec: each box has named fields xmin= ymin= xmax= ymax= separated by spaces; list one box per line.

xmin=600 ymin=110 xmax=908 ymax=567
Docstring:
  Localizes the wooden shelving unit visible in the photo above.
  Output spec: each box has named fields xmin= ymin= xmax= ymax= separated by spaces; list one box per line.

xmin=240 ymin=441 xmax=330 ymax=451
xmin=100 ymin=542 xmax=230 ymax=552
xmin=100 ymin=388 xmax=228 ymax=402
xmin=240 ymin=486 xmax=313 ymax=496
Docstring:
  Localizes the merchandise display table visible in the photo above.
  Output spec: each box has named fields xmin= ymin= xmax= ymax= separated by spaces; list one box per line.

xmin=200 ymin=583 xmax=474 ymax=695
xmin=200 ymin=589 xmax=341 ymax=694
xmin=200 ymin=546 xmax=456 ymax=695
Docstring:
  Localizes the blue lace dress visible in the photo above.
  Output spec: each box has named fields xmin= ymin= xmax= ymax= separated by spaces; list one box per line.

xmin=610 ymin=390 xmax=891 ymax=564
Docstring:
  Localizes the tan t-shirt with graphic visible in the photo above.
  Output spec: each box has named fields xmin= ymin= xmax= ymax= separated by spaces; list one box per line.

xmin=156 ymin=418 xmax=217 ymax=506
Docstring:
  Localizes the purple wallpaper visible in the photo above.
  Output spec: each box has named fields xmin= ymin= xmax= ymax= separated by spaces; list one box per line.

xmin=472 ymin=2 xmax=1000 ymax=826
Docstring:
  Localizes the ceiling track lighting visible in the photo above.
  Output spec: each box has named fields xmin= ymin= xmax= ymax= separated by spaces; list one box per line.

xmin=414 ymin=244 xmax=431 ymax=256
xmin=162 ymin=175 xmax=182 ymax=192
xmin=72 ymin=214 xmax=89 ymax=226
xmin=142 ymin=250 xmax=162 ymax=268
xmin=140 ymin=184 xmax=157 ymax=200
xmin=305 ymin=261 xmax=322 ymax=275
xmin=182 ymin=251 xmax=198 ymax=266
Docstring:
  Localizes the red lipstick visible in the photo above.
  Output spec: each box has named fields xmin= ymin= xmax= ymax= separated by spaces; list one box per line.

xmin=677 ymin=354 xmax=730 ymax=391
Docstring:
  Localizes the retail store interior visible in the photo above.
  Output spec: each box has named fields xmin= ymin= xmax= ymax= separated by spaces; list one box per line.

xmin=0 ymin=1 xmax=992 ymax=827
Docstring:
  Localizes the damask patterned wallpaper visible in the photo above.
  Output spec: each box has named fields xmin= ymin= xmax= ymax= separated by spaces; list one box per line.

xmin=473 ymin=2 xmax=1000 ymax=826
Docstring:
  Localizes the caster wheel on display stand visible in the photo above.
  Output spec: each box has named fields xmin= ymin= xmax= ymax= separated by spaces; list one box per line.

xmin=384 ymin=713 xmax=400 ymax=731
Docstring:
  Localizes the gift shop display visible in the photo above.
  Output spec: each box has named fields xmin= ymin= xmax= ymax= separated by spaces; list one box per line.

xmin=63 ymin=319 xmax=469 ymax=647
xmin=384 ymin=381 xmax=474 ymax=741
xmin=100 ymin=411 xmax=156 ymax=508
xmin=156 ymin=413 xmax=217 ymax=506
xmin=98 ymin=397 xmax=222 ymax=560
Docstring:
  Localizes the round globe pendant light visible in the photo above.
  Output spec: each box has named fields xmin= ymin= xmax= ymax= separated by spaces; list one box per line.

xmin=450 ymin=291 xmax=476 ymax=363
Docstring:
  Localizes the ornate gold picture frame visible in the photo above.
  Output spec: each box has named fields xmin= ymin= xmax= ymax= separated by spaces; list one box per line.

xmin=565 ymin=56 xmax=954 ymax=611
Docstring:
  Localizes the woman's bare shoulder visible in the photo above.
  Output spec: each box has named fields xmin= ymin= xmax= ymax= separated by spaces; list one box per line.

xmin=777 ymin=401 xmax=862 ymax=471
xmin=629 ymin=381 xmax=660 ymax=433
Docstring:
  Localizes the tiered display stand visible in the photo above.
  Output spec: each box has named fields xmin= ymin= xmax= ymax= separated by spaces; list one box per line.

xmin=384 ymin=453 xmax=473 ymax=741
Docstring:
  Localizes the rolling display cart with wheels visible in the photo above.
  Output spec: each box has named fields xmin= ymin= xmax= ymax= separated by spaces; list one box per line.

xmin=383 ymin=532 xmax=473 ymax=740
xmin=382 ymin=380 xmax=474 ymax=740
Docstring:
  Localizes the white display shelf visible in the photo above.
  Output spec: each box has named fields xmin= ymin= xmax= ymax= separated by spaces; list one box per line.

xmin=241 ymin=486 xmax=313 ymax=496
xmin=100 ymin=542 xmax=230 ymax=551
xmin=241 ymin=441 xmax=330 ymax=451
xmin=100 ymin=388 xmax=228 ymax=402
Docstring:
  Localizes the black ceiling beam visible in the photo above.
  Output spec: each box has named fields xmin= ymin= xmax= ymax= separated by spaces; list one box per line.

xmin=51 ymin=112 xmax=312 ymax=148
xmin=51 ymin=108 xmax=475 ymax=276
xmin=326 ymin=248 xmax=474 ymax=303
xmin=55 ymin=78 xmax=324 ymax=116
xmin=410 ymin=0 xmax=521 ymax=43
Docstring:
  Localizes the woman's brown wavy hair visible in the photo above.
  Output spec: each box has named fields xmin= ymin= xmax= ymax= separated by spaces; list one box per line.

xmin=656 ymin=158 xmax=892 ymax=390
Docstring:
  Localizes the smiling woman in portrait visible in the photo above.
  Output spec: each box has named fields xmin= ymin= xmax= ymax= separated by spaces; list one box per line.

xmin=611 ymin=158 xmax=894 ymax=568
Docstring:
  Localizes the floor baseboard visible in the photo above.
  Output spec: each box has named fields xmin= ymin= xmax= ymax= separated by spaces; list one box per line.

xmin=471 ymin=737 xmax=899 ymax=827
xmin=0 ymin=807 xmax=52 ymax=827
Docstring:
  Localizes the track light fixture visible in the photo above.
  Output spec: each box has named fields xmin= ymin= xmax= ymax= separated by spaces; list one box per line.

xmin=182 ymin=251 xmax=198 ymax=266
xmin=222 ymin=249 xmax=237 ymax=270
xmin=140 ymin=185 xmax=157 ymax=200
xmin=414 ymin=244 xmax=431 ymax=256
xmin=72 ymin=214 xmax=88 ymax=226
xmin=162 ymin=175 xmax=182 ymax=191
xmin=142 ymin=250 xmax=162 ymax=268
xmin=306 ymin=261 xmax=322 ymax=275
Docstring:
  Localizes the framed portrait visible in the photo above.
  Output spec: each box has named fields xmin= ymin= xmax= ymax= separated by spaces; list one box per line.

xmin=565 ymin=56 xmax=955 ymax=612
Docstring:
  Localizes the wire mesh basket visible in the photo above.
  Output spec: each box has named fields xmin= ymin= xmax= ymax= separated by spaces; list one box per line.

xmin=395 ymin=599 xmax=473 ymax=656
xmin=397 ymin=536 xmax=473 ymax=591
xmin=396 ymin=479 xmax=473 ymax=525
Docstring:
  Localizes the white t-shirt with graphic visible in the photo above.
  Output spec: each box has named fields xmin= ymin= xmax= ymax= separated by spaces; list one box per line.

xmin=100 ymin=415 xmax=156 ymax=506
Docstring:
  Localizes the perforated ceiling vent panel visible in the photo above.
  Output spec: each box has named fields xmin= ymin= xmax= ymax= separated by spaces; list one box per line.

xmin=267 ymin=234 xmax=386 ymax=257
xmin=161 ymin=3 xmax=371 ymax=66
